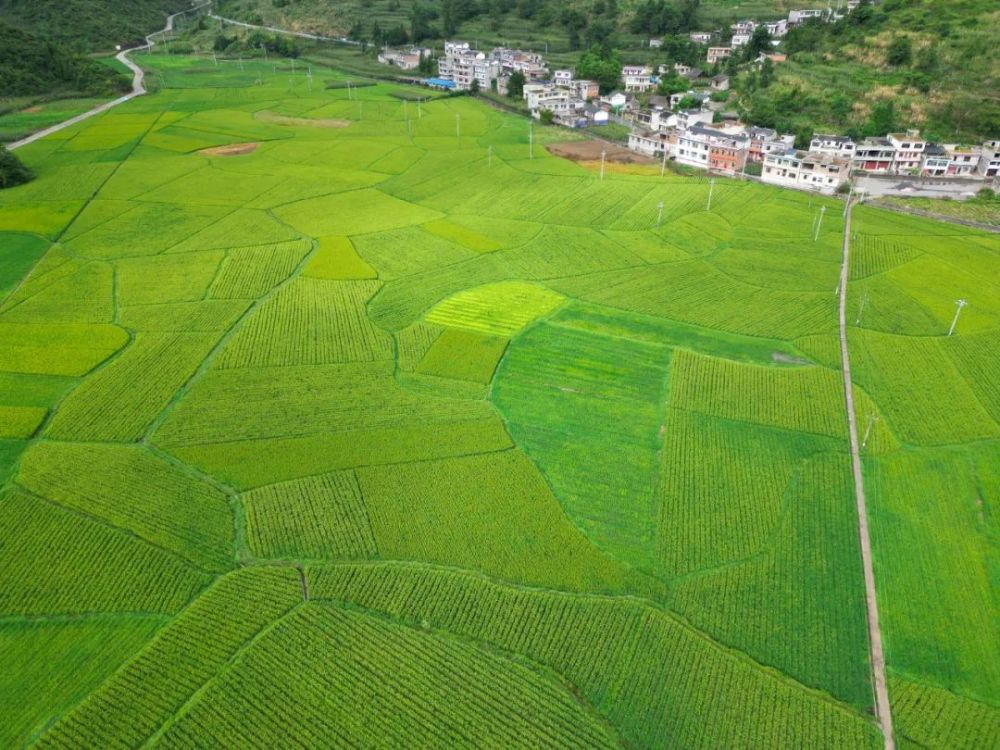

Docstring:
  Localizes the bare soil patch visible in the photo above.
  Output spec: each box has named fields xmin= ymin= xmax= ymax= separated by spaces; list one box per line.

xmin=23 ymin=106 xmax=43 ymax=113
xmin=255 ymin=110 xmax=350 ymax=128
xmin=546 ymin=141 xmax=654 ymax=164
xmin=200 ymin=142 xmax=259 ymax=157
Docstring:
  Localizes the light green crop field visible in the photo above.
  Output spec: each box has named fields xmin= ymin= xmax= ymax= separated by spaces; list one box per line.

xmin=0 ymin=51 xmax=997 ymax=749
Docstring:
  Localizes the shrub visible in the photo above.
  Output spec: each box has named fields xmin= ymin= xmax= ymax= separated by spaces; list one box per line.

xmin=0 ymin=146 xmax=34 ymax=189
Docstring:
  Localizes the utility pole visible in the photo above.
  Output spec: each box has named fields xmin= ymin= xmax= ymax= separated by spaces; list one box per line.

xmin=814 ymin=205 xmax=826 ymax=241
xmin=656 ymin=200 xmax=665 ymax=228
xmin=862 ymin=413 xmax=879 ymax=450
xmin=212 ymin=49 xmax=218 ymax=66
xmin=456 ymin=113 xmax=461 ymax=142
xmin=855 ymin=291 xmax=869 ymax=326
xmin=404 ymin=99 xmax=408 ymax=120
xmin=707 ymin=178 xmax=715 ymax=210
xmin=600 ymin=148 xmax=606 ymax=180
xmin=488 ymin=144 xmax=492 ymax=167
xmin=660 ymin=147 xmax=667 ymax=177
xmin=844 ymin=182 xmax=854 ymax=217
xmin=529 ymin=122 xmax=533 ymax=159
xmin=418 ymin=99 xmax=422 ymax=118
xmin=948 ymin=299 xmax=968 ymax=336
xmin=347 ymin=80 xmax=352 ymax=100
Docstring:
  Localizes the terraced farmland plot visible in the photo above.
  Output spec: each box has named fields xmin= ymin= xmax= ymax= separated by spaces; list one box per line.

xmin=2 ymin=52 xmax=998 ymax=750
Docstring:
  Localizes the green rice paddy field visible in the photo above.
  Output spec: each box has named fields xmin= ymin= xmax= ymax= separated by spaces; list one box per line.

xmin=1 ymin=53 xmax=998 ymax=748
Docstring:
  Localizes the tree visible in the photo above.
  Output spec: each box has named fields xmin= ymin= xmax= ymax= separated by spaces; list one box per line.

xmin=744 ymin=26 xmax=772 ymax=60
xmin=470 ymin=77 xmax=480 ymax=94
xmin=794 ymin=126 xmax=812 ymax=149
xmin=657 ymin=72 xmax=687 ymax=96
xmin=759 ymin=57 xmax=774 ymax=88
xmin=539 ymin=109 xmax=555 ymax=125
xmin=507 ymin=70 xmax=526 ymax=98
xmin=886 ymin=35 xmax=911 ymax=67
xmin=865 ymin=100 xmax=896 ymax=136
xmin=576 ymin=46 xmax=622 ymax=93
xmin=0 ymin=146 xmax=34 ymax=189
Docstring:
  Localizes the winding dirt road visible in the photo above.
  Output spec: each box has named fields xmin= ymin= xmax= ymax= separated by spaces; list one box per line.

xmin=8 ymin=5 xmax=207 ymax=151
xmin=838 ymin=200 xmax=896 ymax=750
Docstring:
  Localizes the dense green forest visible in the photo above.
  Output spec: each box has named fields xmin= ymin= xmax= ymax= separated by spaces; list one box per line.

xmin=0 ymin=0 xmax=184 ymax=50
xmin=0 ymin=20 xmax=128 ymax=97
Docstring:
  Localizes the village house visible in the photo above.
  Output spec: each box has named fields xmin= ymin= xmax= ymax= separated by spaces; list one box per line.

xmin=583 ymin=103 xmax=609 ymax=125
xmin=629 ymin=129 xmax=668 ymax=157
xmin=600 ymin=91 xmax=628 ymax=110
xmin=810 ymin=134 xmax=856 ymax=157
xmin=649 ymin=38 xmax=663 ymax=48
xmin=943 ymin=144 xmax=984 ymax=176
xmin=853 ymin=138 xmax=896 ymax=173
xmin=669 ymin=90 xmax=711 ymax=110
xmin=377 ymin=46 xmax=432 ymax=71
xmin=764 ymin=19 xmax=788 ymax=37
xmin=788 ymin=9 xmax=826 ymax=25
xmin=573 ymin=79 xmax=599 ymax=100
xmin=675 ymin=108 xmax=714 ymax=129
xmin=887 ymin=130 xmax=926 ymax=174
xmin=731 ymin=20 xmax=757 ymax=35
xmin=707 ymin=47 xmax=733 ymax=64
xmin=492 ymin=47 xmax=547 ymax=80
xmin=920 ymin=144 xmax=951 ymax=176
xmin=980 ymin=141 xmax=1000 ymax=178
xmin=731 ymin=32 xmax=752 ymax=47
xmin=622 ymin=65 xmax=655 ymax=93
xmin=531 ymin=90 xmax=574 ymax=120
xmin=675 ymin=124 xmax=748 ymax=172
xmin=747 ymin=126 xmax=795 ymax=162
xmin=762 ymin=150 xmax=850 ymax=194
xmin=438 ymin=42 xmax=501 ymax=91
xmin=710 ymin=74 xmax=730 ymax=91
xmin=689 ymin=32 xmax=714 ymax=44
xmin=553 ymin=70 xmax=573 ymax=87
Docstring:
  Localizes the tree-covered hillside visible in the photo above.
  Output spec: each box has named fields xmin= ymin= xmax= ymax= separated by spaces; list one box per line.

xmin=0 ymin=19 xmax=129 ymax=97
xmin=0 ymin=0 xmax=184 ymax=51
xmin=737 ymin=0 xmax=999 ymax=143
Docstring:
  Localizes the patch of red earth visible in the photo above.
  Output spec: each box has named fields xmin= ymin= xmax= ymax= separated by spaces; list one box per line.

xmin=546 ymin=141 xmax=654 ymax=164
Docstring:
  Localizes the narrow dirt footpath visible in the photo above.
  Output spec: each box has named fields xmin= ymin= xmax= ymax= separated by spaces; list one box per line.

xmin=8 ymin=5 xmax=206 ymax=151
xmin=838 ymin=200 xmax=895 ymax=750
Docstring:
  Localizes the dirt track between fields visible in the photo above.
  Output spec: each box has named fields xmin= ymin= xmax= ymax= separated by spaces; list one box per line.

xmin=546 ymin=141 xmax=654 ymax=164
xmin=838 ymin=200 xmax=896 ymax=750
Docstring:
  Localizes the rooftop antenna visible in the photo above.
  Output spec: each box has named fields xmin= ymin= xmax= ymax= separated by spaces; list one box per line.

xmin=707 ymin=177 xmax=715 ymax=210
xmin=948 ymin=299 xmax=968 ymax=336
xmin=656 ymin=200 xmax=665 ymax=228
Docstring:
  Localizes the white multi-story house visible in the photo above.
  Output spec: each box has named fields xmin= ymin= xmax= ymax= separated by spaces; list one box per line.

xmin=622 ymin=65 xmax=654 ymax=93
xmin=788 ymin=9 xmax=826 ymax=24
xmin=731 ymin=20 xmax=757 ymax=35
xmin=980 ymin=141 xmax=1000 ymax=178
xmin=764 ymin=20 xmax=788 ymax=37
xmin=690 ymin=32 xmax=714 ymax=44
xmin=629 ymin=129 xmax=668 ymax=157
xmin=920 ymin=145 xmax=951 ymax=177
xmin=438 ymin=42 xmax=501 ymax=90
xmin=553 ymin=70 xmax=573 ymax=87
xmin=649 ymin=38 xmax=663 ymax=48
xmin=810 ymin=134 xmax=856 ymax=158
xmin=747 ymin=127 xmax=795 ymax=162
xmin=531 ymin=90 xmax=573 ymax=119
xmin=675 ymin=108 xmax=714 ymax=129
xmin=762 ymin=150 xmax=850 ymax=194
xmin=731 ymin=32 xmax=752 ymax=47
xmin=707 ymin=47 xmax=733 ymax=64
xmin=944 ymin=144 xmax=984 ymax=176
xmin=853 ymin=138 xmax=896 ymax=173
xmin=887 ymin=130 xmax=926 ymax=174
xmin=675 ymin=124 xmax=749 ymax=173
xmin=377 ymin=46 xmax=432 ymax=71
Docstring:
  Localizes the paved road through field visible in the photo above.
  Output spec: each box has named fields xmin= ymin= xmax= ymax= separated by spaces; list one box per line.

xmin=7 ymin=4 xmax=208 ymax=151
xmin=838 ymin=200 xmax=896 ymax=750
